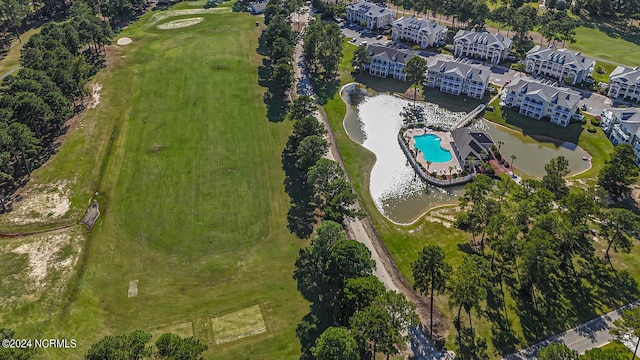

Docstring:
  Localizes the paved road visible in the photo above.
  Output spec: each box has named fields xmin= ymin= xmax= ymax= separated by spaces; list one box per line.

xmin=503 ymin=300 xmax=640 ymax=359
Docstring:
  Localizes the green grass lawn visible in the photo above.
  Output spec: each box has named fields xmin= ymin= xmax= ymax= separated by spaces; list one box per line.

xmin=568 ymin=26 xmax=640 ymax=67
xmin=483 ymin=98 xmax=613 ymax=179
xmin=0 ymin=7 xmax=308 ymax=360
xmin=592 ymin=60 xmax=617 ymax=84
xmin=0 ymin=27 xmax=41 ymax=76
xmin=600 ymin=341 xmax=636 ymax=358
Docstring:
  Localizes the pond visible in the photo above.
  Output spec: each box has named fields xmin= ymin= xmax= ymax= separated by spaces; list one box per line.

xmin=340 ymin=83 xmax=592 ymax=224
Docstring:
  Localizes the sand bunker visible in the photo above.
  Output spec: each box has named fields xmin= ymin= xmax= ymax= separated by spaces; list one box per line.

xmin=117 ymin=37 xmax=132 ymax=45
xmin=146 ymin=8 xmax=230 ymax=27
xmin=157 ymin=17 xmax=204 ymax=30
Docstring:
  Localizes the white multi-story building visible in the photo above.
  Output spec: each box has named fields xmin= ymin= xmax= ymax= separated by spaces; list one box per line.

xmin=525 ymin=46 xmax=595 ymax=85
xmin=346 ymin=0 xmax=396 ymax=30
xmin=503 ymin=78 xmax=580 ymax=127
xmin=363 ymin=45 xmax=418 ymax=81
xmin=601 ymin=108 xmax=640 ymax=164
xmin=453 ymin=30 xmax=512 ymax=64
xmin=425 ymin=59 xmax=490 ymax=99
xmin=391 ymin=16 xmax=447 ymax=49
xmin=607 ymin=66 xmax=640 ymax=102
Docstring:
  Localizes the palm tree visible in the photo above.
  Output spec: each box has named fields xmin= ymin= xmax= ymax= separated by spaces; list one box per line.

xmin=449 ymin=166 xmax=454 ymax=183
xmin=426 ymin=160 xmax=432 ymax=173
xmin=497 ymin=140 xmax=504 ymax=153
xmin=510 ymin=154 xmax=517 ymax=175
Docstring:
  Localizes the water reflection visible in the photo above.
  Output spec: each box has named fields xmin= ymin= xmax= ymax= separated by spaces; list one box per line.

xmin=340 ymin=83 xmax=591 ymax=224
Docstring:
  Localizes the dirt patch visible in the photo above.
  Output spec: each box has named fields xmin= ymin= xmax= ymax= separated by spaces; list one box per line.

xmin=10 ymin=232 xmax=80 ymax=288
xmin=117 ymin=37 xmax=132 ymax=45
xmin=212 ymin=305 xmax=266 ymax=344
xmin=157 ymin=17 xmax=204 ymax=30
xmin=6 ymin=181 xmax=71 ymax=225
xmin=128 ymin=279 xmax=139 ymax=298
xmin=87 ymin=83 xmax=102 ymax=109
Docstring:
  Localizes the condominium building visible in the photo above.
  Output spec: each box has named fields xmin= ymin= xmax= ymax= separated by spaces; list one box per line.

xmin=346 ymin=0 xmax=396 ymax=30
xmin=363 ymin=45 xmax=418 ymax=81
xmin=601 ymin=107 xmax=640 ymax=164
xmin=525 ymin=46 xmax=595 ymax=85
xmin=503 ymin=78 xmax=580 ymax=127
xmin=391 ymin=16 xmax=447 ymax=49
xmin=425 ymin=59 xmax=490 ymax=99
xmin=607 ymin=66 xmax=640 ymax=102
xmin=453 ymin=30 xmax=512 ymax=64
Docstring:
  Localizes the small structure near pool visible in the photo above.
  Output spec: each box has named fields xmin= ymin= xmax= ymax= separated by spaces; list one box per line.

xmin=399 ymin=125 xmax=494 ymax=186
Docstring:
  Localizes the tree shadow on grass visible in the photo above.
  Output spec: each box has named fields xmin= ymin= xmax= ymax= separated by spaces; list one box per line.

xmin=485 ymin=279 xmax=520 ymax=355
xmin=296 ymin=301 xmax=334 ymax=359
xmin=455 ymin=326 xmax=490 ymax=360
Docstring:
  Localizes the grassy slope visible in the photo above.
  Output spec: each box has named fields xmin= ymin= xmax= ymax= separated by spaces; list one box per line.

xmin=2 ymin=8 xmax=308 ymax=360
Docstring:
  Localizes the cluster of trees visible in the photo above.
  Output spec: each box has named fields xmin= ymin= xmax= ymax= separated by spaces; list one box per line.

xmin=598 ymin=143 xmax=639 ymax=200
xmin=294 ymin=220 xmax=419 ymax=359
xmin=539 ymin=306 xmax=640 ymax=359
xmin=411 ymin=153 xmax=639 ymax=356
xmin=303 ymin=18 xmax=343 ymax=83
xmin=0 ymin=1 xmax=111 ymax=198
xmin=0 ymin=328 xmax=35 ymax=359
xmin=573 ymin=0 xmax=640 ymax=19
xmin=283 ymin=96 xmax=361 ymax=238
xmin=85 ymin=330 xmax=207 ymax=360
xmin=261 ymin=0 xmax=298 ymax=96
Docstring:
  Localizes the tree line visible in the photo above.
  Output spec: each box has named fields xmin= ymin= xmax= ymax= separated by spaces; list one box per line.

xmin=411 ymin=150 xmax=639 ymax=358
xmin=282 ymin=96 xmax=420 ymax=359
xmin=0 ymin=1 xmax=111 ymax=206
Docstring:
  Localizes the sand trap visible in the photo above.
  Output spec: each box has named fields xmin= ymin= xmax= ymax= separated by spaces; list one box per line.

xmin=157 ymin=17 xmax=204 ymax=30
xmin=146 ymin=8 xmax=230 ymax=27
xmin=117 ymin=37 xmax=132 ymax=45
xmin=212 ymin=305 xmax=266 ymax=344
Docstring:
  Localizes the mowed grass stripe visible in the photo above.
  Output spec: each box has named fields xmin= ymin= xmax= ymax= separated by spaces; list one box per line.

xmin=59 ymin=13 xmax=307 ymax=359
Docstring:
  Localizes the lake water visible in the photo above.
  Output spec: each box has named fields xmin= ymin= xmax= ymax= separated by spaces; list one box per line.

xmin=340 ymin=83 xmax=591 ymax=224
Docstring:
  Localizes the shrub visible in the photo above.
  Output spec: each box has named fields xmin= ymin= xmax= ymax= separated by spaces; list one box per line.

xmin=587 ymin=126 xmax=597 ymax=133
xmin=430 ymin=171 xmax=437 ymax=177
xmin=412 ymin=45 xmax=420 ymax=50
xmin=591 ymin=118 xmax=601 ymax=126
xmin=486 ymin=105 xmax=495 ymax=111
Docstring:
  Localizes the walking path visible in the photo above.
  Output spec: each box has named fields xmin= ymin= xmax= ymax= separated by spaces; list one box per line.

xmin=292 ymin=22 xmax=452 ymax=360
xmin=503 ymin=300 xmax=640 ymax=359
xmin=0 ymin=66 xmax=20 ymax=80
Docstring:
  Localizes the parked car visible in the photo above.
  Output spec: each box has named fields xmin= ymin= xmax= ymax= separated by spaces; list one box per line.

xmin=376 ymin=34 xmax=383 ymax=39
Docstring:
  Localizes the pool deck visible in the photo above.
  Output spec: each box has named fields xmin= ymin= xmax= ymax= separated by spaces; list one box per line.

xmin=403 ymin=128 xmax=463 ymax=177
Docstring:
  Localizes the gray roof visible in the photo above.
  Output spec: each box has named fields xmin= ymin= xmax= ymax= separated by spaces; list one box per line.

xmin=454 ymin=30 xmax=512 ymax=50
xmin=451 ymin=128 xmax=494 ymax=162
xmin=526 ymin=46 xmax=595 ymax=71
xmin=392 ymin=16 xmax=446 ymax=35
xmin=610 ymin=107 xmax=640 ymax=136
xmin=428 ymin=59 xmax=491 ymax=83
xmin=505 ymin=77 xmax=581 ymax=109
xmin=367 ymin=44 xmax=418 ymax=65
xmin=609 ymin=66 xmax=640 ymax=85
xmin=249 ymin=1 xmax=267 ymax=13
xmin=347 ymin=0 xmax=395 ymax=17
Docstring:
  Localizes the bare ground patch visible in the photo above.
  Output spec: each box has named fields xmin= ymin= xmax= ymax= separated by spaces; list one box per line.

xmin=151 ymin=321 xmax=194 ymax=339
xmin=5 ymin=181 xmax=71 ymax=225
xmin=0 ymin=229 xmax=82 ymax=310
xmin=157 ymin=17 xmax=204 ymax=30
xmin=211 ymin=305 xmax=266 ymax=345
xmin=88 ymin=83 xmax=102 ymax=108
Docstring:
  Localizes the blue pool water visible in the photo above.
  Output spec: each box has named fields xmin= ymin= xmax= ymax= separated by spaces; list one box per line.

xmin=413 ymin=134 xmax=452 ymax=163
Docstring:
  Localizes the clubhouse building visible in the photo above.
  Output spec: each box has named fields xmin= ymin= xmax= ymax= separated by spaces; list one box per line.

xmin=503 ymin=78 xmax=580 ymax=127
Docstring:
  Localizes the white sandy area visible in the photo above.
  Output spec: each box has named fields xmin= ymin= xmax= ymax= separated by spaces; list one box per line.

xmin=146 ymin=8 xmax=230 ymax=27
xmin=157 ymin=17 xmax=204 ymax=30
xmin=8 ymin=182 xmax=70 ymax=225
xmin=117 ymin=37 xmax=132 ymax=45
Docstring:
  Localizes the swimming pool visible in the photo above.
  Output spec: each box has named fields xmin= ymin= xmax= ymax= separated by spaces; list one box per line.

xmin=413 ymin=134 xmax=452 ymax=163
